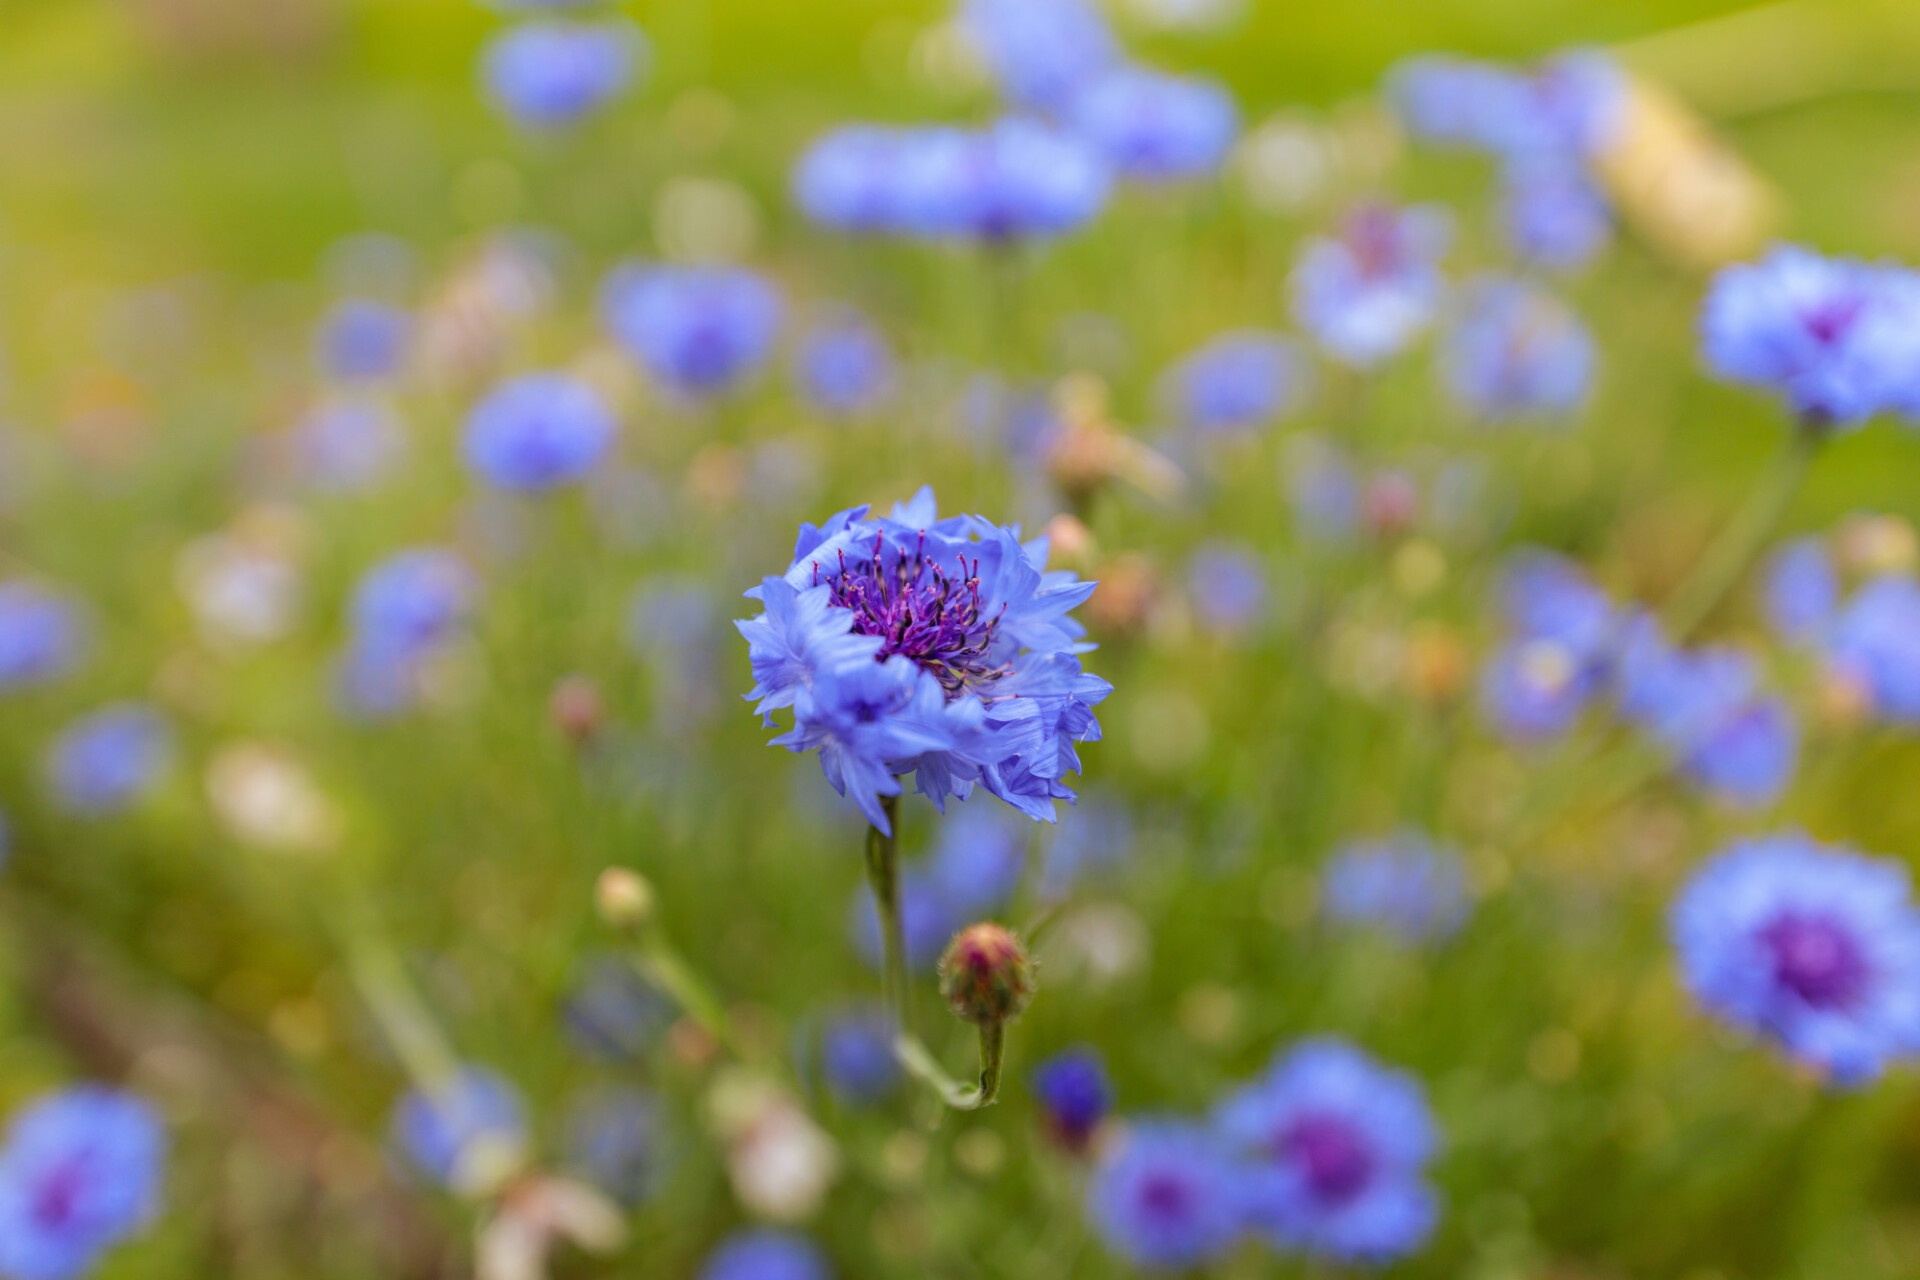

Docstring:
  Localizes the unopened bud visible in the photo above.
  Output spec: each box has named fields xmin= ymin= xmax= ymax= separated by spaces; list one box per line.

xmin=939 ymin=923 xmax=1035 ymax=1025
xmin=595 ymin=867 xmax=655 ymax=931
xmin=550 ymin=674 xmax=605 ymax=745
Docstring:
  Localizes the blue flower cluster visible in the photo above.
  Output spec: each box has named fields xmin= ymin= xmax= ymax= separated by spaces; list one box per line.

xmin=1674 ymin=834 xmax=1920 ymax=1085
xmin=1479 ymin=552 xmax=1797 ymax=807
xmin=1702 ymin=244 xmax=1920 ymax=429
xmin=739 ymin=488 xmax=1109 ymax=835
xmin=1087 ymin=1038 xmax=1439 ymax=1268
xmin=0 ymin=1086 xmax=165 ymax=1280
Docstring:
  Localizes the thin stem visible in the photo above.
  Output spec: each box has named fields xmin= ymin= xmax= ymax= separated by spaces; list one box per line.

xmin=630 ymin=932 xmax=742 ymax=1058
xmin=1664 ymin=418 xmax=1825 ymax=640
xmin=335 ymin=924 xmax=460 ymax=1095
xmin=975 ymin=1020 xmax=1006 ymax=1105
xmin=864 ymin=793 xmax=909 ymax=1034
xmin=893 ymin=1031 xmax=993 ymax=1111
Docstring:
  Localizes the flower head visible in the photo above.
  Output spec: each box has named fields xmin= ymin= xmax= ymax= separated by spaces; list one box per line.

xmin=480 ymin=20 xmax=646 ymax=130
xmin=1443 ymin=277 xmax=1595 ymax=420
xmin=1030 ymin=1048 xmax=1112 ymax=1152
xmin=0 ymin=582 xmax=89 ymax=690
xmin=1499 ymin=161 xmax=1612 ymax=271
xmin=463 ymin=372 xmax=617 ymax=491
xmin=1478 ymin=551 xmax=1614 ymax=740
xmin=1163 ymin=331 xmax=1310 ymax=435
xmin=795 ymin=312 xmax=895 ymax=417
xmin=1216 ymin=1038 xmax=1439 ymax=1263
xmin=602 ymin=264 xmax=783 ymax=398
xmin=1067 ymin=69 xmax=1239 ymax=183
xmin=564 ymin=1086 xmax=669 ymax=1208
xmin=1672 ymin=834 xmax=1920 ymax=1085
xmin=1086 ymin=1120 xmax=1243 ymax=1269
xmin=960 ymin=0 xmax=1122 ymax=115
xmin=0 ymin=1087 xmax=165 ymax=1280
xmin=1291 ymin=204 xmax=1450 ymax=368
xmin=1763 ymin=536 xmax=1839 ymax=647
xmin=697 ymin=1229 xmax=832 ymax=1280
xmin=46 ymin=705 xmax=172 ymax=816
xmin=290 ymin=399 xmax=408 ymax=493
xmin=317 ymin=299 xmax=411 ymax=381
xmin=1323 ymin=830 xmax=1471 ymax=944
xmin=1824 ymin=575 xmax=1920 ymax=722
xmin=939 ymin=922 xmax=1035 ymax=1024
xmin=391 ymin=1066 xmax=528 ymax=1193
xmin=739 ymin=488 xmax=1109 ymax=833
xmin=1617 ymin=621 xmax=1799 ymax=807
xmin=816 ymin=1005 xmax=901 ymax=1106
xmin=350 ymin=548 xmax=478 ymax=660
xmin=1701 ymin=245 xmax=1920 ymax=427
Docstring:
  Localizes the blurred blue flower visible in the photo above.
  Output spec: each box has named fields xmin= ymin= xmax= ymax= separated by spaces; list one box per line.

xmin=960 ymin=0 xmax=1122 ymax=115
xmin=317 ymin=299 xmax=411 ymax=381
xmin=1030 ymin=1048 xmax=1111 ymax=1151
xmin=1443 ymin=277 xmax=1595 ymax=420
xmin=1040 ymin=790 xmax=1134 ymax=897
xmin=928 ymin=801 xmax=1028 ymax=915
xmin=1085 ymin=1120 xmax=1242 ymax=1269
xmin=351 ymin=548 xmax=478 ymax=661
xmin=602 ymin=264 xmax=783 ymax=398
xmin=1762 ymin=537 xmax=1838 ymax=648
xmin=1324 ymin=830 xmax=1471 ymax=944
xmin=1389 ymin=54 xmax=1527 ymax=149
xmin=1291 ymin=204 xmax=1449 ymax=368
xmin=0 ymin=1086 xmax=165 ymax=1280
xmin=1283 ymin=437 xmax=1363 ymax=545
xmin=1479 ymin=552 xmax=1614 ymax=741
xmin=630 ymin=576 xmax=717 ymax=655
xmin=698 ymin=1229 xmax=832 ymax=1280
xmin=850 ymin=869 xmax=963 ymax=973
xmin=47 ymin=705 xmax=172 ymax=816
xmin=795 ymin=312 xmax=895 ymax=417
xmin=1673 ymin=834 xmax=1920 ymax=1085
xmin=1617 ymin=621 xmax=1799 ymax=806
xmin=1188 ymin=542 xmax=1268 ymax=637
xmin=793 ymin=126 xmax=909 ymax=232
xmin=562 ymin=954 xmax=674 ymax=1060
xmin=1164 ymin=331 xmax=1309 ymax=435
xmin=0 ymin=582 xmax=89 ymax=690
xmin=1499 ymin=161 xmax=1611 ymax=271
xmin=740 ymin=487 xmax=1109 ymax=833
xmin=818 ymin=1004 xmax=901 ymax=1105
xmin=564 ymin=1086 xmax=668 ymax=1207
xmin=464 ymin=373 xmax=616 ymax=492
xmin=291 ymin=399 xmax=408 ymax=493
xmin=1391 ymin=49 xmax=1622 ymax=160
xmin=391 ymin=1066 xmax=527 ymax=1190
xmin=1215 ymin=1038 xmax=1439 ymax=1263
xmin=480 ymin=20 xmax=645 ymax=130
xmin=1825 ymin=575 xmax=1920 ymax=721
xmin=1701 ymin=245 xmax=1920 ymax=427
xmin=1067 ymin=69 xmax=1239 ymax=182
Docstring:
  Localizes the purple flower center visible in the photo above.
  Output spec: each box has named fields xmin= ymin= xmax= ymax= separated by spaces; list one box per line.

xmin=1802 ymin=299 xmax=1862 ymax=347
xmin=1280 ymin=1112 xmax=1376 ymax=1204
xmin=817 ymin=533 xmax=1008 ymax=698
xmin=30 ymin=1158 xmax=90 ymax=1230
xmin=1137 ymin=1172 xmax=1193 ymax=1220
xmin=1346 ymin=207 xmax=1406 ymax=280
xmin=1761 ymin=912 xmax=1868 ymax=1009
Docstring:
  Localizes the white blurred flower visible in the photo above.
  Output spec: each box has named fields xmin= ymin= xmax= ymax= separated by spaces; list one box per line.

xmin=706 ymin=1069 xmax=839 ymax=1222
xmin=478 ymin=1175 xmax=628 ymax=1280
xmin=176 ymin=532 xmax=303 ymax=647
xmin=205 ymin=742 xmax=342 ymax=853
xmin=1236 ymin=115 xmax=1338 ymax=214
xmin=1042 ymin=902 xmax=1150 ymax=989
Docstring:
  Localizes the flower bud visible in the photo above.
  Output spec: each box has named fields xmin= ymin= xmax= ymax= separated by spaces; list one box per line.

xmin=550 ymin=674 xmax=605 ymax=745
xmin=595 ymin=867 xmax=655 ymax=931
xmin=938 ymin=923 xmax=1035 ymax=1026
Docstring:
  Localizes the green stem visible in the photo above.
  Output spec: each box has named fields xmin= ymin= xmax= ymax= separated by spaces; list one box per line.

xmin=1664 ymin=419 xmax=1825 ymax=639
xmin=975 ymin=1020 xmax=1006 ymax=1106
xmin=864 ymin=794 xmax=909 ymax=1034
xmin=893 ymin=1030 xmax=996 ymax=1111
xmin=631 ymin=932 xmax=741 ymax=1058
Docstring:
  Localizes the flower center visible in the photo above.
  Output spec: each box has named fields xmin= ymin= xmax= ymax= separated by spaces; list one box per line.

xmin=30 ymin=1158 xmax=90 ymax=1230
xmin=1280 ymin=1113 xmax=1376 ymax=1204
xmin=1138 ymin=1173 xmax=1193 ymax=1219
xmin=816 ymin=533 xmax=1008 ymax=698
xmin=1761 ymin=912 xmax=1868 ymax=1009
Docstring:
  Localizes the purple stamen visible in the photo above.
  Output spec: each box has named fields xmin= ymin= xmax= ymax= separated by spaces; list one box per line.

xmin=814 ymin=532 xmax=1010 ymax=698
xmin=1761 ymin=912 xmax=1869 ymax=1009
xmin=1279 ymin=1113 xmax=1377 ymax=1205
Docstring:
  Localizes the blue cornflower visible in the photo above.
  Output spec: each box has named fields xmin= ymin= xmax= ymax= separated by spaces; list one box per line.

xmin=1086 ymin=1120 xmax=1242 ymax=1269
xmin=1499 ymin=161 xmax=1611 ymax=270
xmin=960 ymin=0 xmax=1122 ymax=115
xmin=795 ymin=312 xmax=895 ymax=417
xmin=351 ymin=549 xmax=477 ymax=661
xmin=1389 ymin=54 xmax=1527 ymax=149
xmin=1216 ymin=1038 xmax=1439 ymax=1264
xmin=793 ymin=126 xmax=909 ymax=232
xmin=0 ymin=1087 xmax=165 ymax=1280
xmin=391 ymin=1066 xmax=527 ymax=1191
xmin=317 ymin=299 xmax=411 ymax=381
xmin=46 ymin=705 xmax=172 ymax=816
xmin=698 ymin=1229 xmax=832 ymax=1280
xmin=1617 ymin=619 xmax=1799 ymax=806
xmin=928 ymin=801 xmax=1028 ymax=915
xmin=850 ymin=869 xmax=963 ymax=973
xmin=602 ymin=264 xmax=783 ymax=398
xmin=1291 ymin=204 xmax=1450 ymax=368
xmin=1393 ymin=49 xmax=1621 ymax=160
xmin=1701 ymin=245 xmax=1920 ymax=427
xmin=739 ymin=487 xmax=1110 ymax=834
xmin=1673 ymin=834 xmax=1920 ymax=1085
xmin=1443 ymin=277 xmax=1595 ymax=421
xmin=463 ymin=373 xmax=616 ymax=492
xmin=1187 ymin=542 xmax=1268 ymax=637
xmin=902 ymin=120 xmax=1112 ymax=241
xmin=480 ymin=20 xmax=646 ymax=130
xmin=291 ymin=399 xmax=408 ymax=493
xmin=562 ymin=955 xmax=674 ymax=1060
xmin=1762 ymin=537 xmax=1838 ymax=647
xmin=1066 ymin=68 xmax=1239 ymax=183
xmin=564 ymin=1087 xmax=668 ymax=1208
xmin=1163 ymin=331 xmax=1310 ymax=435
xmin=1030 ymin=1048 xmax=1111 ymax=1152
xmin=1478 ymin=552 xmax=1614 ymax=741
xmin=1825 ymin=575 xmax=1920 ymax=721
xmin=1323 ymin=830 xmax=1471 ymax=944
xmin=817 ymin=1005 xmax=901 ymax=1105
xmin=0 ymin=582 xmax=89 ymax=690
